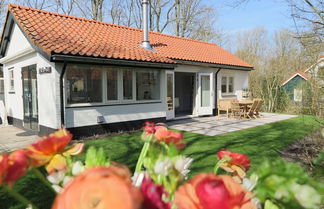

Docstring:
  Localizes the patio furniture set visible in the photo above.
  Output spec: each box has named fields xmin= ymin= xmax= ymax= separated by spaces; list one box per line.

xmin=218 ymin=98 xmax=263 ymax=119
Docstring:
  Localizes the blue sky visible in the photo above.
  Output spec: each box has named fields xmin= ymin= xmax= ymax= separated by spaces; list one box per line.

xmin=209 ymin=0 xmax=295 ymax=34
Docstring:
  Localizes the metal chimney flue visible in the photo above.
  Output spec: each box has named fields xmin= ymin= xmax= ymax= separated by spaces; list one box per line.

xmin=140 ymin=0 xmax=153 ymax=50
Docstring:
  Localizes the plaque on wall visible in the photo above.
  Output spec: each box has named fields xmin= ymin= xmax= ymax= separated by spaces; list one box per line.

xmin=39 ymin=67 xmax=52 ymax=74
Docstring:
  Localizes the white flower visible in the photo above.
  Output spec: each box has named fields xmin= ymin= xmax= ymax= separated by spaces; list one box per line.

xmin=62 ymin=176 xmax=73 ymax=186
xmin=154 ymin=158 xmax=172 ymax=176
xmin=52 ymin=184 xmax=63 ymax=193
xmin=72 ymin=161 xmax=85 ymax=176
xmin=242 ymin=174 xmax=258 ymax=191
xmin=47 ymin=170 xmax=65 ymax=185
xmin=175 ymin=157 xmax=193 ymax=177
xmin=132 ymin=172 xmax=145 ymax=187
xmin=25 ymin=204 xmax=33 ymax=209
xmin=292 ymin=184 xmax=321 ymax=209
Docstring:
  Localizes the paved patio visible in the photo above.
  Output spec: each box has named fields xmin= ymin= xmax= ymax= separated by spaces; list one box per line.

xmin=167 ymin=113 xmax=297 ymax=136
xmin=0 ymin=125 xmax=39 ymax=153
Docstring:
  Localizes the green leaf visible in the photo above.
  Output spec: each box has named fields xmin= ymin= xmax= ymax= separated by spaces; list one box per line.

xmin=264 ymin=200 xmax=279 ymax=209
xmin=85 ymin=146 xmax=109 ymax=168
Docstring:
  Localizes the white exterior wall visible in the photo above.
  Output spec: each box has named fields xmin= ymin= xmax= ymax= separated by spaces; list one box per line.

xmin=2 ymin=23 xmax=59 ymax=129
xmin=217 ymin=69 xmax=249 ymax=100
xmin=64 ymin=70 xmax=167 ymax=128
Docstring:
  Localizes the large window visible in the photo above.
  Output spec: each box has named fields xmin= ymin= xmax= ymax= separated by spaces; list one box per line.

xmin=107 ymin=69 xmax=118 ymax=101
xmin=123 ymin=69 xmax=133 ymax=100
xmin=136 ymin=70 xmax=160 ymax=100
xmin=66 ymin=65 xmax=161 ymax=105
xmin=221 ymin=76 xmax=234 ymax=94
xmin=66 ymin=65 xmax=102 ymax=104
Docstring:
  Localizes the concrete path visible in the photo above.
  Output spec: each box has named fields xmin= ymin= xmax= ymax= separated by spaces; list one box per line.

xmin=168 ymin=113 xmax=297 ymax=136
xmin=0 ymin=125 xmax=39 ymax=153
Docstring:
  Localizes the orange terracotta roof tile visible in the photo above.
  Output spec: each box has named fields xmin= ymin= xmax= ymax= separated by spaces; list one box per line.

xmin=7 ymin=4 xmax=252 ymax=68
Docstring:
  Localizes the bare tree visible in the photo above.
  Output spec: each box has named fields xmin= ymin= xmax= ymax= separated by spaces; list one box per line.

xmin=54 ymin=0 xmax=76 ymax=15
xmin=75 ymin=0 xmax=104 ymax=20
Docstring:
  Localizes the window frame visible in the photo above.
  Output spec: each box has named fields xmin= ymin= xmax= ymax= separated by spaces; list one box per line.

xmin=293 ymin=88 xmax=302 ymax=102
xmin=221 ymin=75 xmax=235 ymax=95
xmin=65 ymin=65 xmax=105 ymax=106
xmin=8 ymin=67 xmax=15 ymax=92
xmin=0 ymin=68 xmax=4 ymax=94
xmin=65 ymin=65 xmax=162 ymax=107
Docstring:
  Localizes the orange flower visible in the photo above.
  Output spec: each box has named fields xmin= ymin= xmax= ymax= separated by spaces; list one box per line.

xmin=0 ymin=154 xmax=9 ymax=185
xmin=51 ymin=166 xmax=143 ymax=209
xmin=26 ymin=129 xmax=84 ymax=173
xmin=154 ymin=126 xmax=185 ymax=149
xmin=175 ymin=173 xmax=256 ymax=209
xmin=217 ymin=151 xmax=250 ymax=182
xmin=5 ymin=150 xmax=29 ymax=187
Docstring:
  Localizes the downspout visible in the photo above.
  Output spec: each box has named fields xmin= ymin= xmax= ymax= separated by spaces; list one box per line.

xmin=60 ymin=62 xmax=67 ymax=128
xmin=214 ymin=68 xmax=221 ymax=116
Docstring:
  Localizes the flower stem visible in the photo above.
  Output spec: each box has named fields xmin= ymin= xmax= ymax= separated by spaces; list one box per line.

xmin=135 ymin=140 xmax=151 ymax=173
xmin=32 ymin=168 xmax=56 ymax=193
xmin=213 ymin=157 xmax=231 ymax=174
xmin=3 ymin=184 xmax=38 ymax=209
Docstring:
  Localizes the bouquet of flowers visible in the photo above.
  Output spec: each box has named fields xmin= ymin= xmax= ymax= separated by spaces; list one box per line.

xmin=0 ymin=122 xmax=322 ymax=209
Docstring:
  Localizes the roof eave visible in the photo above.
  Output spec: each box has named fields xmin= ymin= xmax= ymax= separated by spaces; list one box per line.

xmin=51 ymin=54 xmax=176 ymax=69
xmin=172 ymin=59 xmax=254 ymax=71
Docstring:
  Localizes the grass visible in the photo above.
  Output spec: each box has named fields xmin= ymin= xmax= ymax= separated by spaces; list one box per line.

xmin=0 ymin=115 xmax=322 ymax=209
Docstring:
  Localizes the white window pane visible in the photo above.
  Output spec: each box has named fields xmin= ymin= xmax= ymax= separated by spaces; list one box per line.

xmin=123 ymin=69 xmax=133 ymax=100
xmin=221 ymin=77 xmax=227 ymax=93
xmin=136 ymin=70 xmax=160 ymax=100
xmin=0 ymin=79 xmax=4 ymax=94
xmin=201 ymin=75 xmax=210 ymax=107
xmin=228 ymin=77 xmax=234 ymax=93
xmin=9 ymin=69 xmax=14 ymax=91
xmin=167 ymin=73 xmax=173 ymax=110
xmin=107 ymin=69 xmax=118 ymax=101
xmin=67 ymin=65 xmax=102 ymax=104
xmin=294 ymin=89 xmax=302 ymax=102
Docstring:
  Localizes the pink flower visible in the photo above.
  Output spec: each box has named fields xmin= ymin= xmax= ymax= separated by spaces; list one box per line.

xmin=217 ymin=151 xmax=251 ymax=182
xmin=5 ymin=150 xmax=29 ymax=187
xmin=0 ymin=154 xmax=9 ymax=185
xmin=140 ymin=176 xmax=171 ymax=209
xmin=175 ymin=174 xmax=256 ymax=209
xmin=217 ymin=151 xmax=250 ymax=171
xmin=154 ymin=126 xmax=185 ymax=149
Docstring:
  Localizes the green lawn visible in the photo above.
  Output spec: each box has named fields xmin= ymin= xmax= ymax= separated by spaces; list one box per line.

xmin=0 ymin=115 xmax=322 ymax=209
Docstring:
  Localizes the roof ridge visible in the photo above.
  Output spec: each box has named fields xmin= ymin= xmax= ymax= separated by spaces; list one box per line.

xmin=8 ymin=4 xmax=219 ymax=47
xmin=8 ymin=4 xmax=142 ymax=32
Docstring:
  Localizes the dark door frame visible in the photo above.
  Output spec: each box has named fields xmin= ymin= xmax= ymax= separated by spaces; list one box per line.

xmin=22 ymin=64 xmax=38 ymax=131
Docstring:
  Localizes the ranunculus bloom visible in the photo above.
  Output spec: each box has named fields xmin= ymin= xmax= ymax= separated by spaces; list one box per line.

xmin=154 ymin=126 xmax=185 ymax=149
xmin=140 ymin=176 xmax=171 ymax=209
xmin=217 ymin=151 xmax=250 ymax=182
xmin=52 ymin=166 xmax=143 ymax=209
xmin=0 ymin=154 xmax=9 ymax=185
xmin=144 ymin=122 xmax=156 ymax=134
xmin=26 ymin=129 xmax=84 ymax=173
xmin=175 ymin=174 xmax=256 ymax=209
xmin=5 ymin=150 xmax=29 ymax=187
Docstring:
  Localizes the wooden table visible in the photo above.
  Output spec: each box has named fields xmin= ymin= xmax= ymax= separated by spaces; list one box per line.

xmin=238 ymin=100 xmax=253 ymax=117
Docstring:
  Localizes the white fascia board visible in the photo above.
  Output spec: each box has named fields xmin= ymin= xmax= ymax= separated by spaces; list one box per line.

xmin=282 ymin=73 xmax=308 ymax=86
xmin=0 ymin=46 xmax=35 ymax=64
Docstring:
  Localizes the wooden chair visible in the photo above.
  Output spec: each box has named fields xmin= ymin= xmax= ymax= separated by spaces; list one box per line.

xmin=218 ymin=99 xmax=234 ymax=117
xmin=255 ymin=99 xmax=263 ymax=118
xmin=246 ymin=99 xmax=259 ymax=119
xmin=230 ymin=100 xmax=244 ymax=119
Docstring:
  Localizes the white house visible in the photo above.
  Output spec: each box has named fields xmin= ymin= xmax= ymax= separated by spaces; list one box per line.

xmin=0 ymin=4 xmax=253 ymax=137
